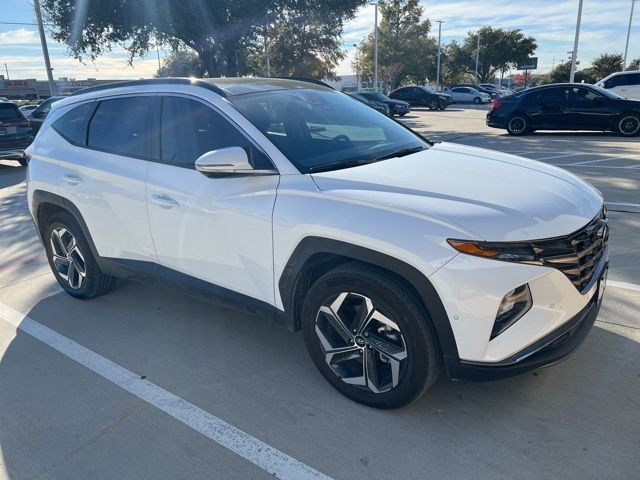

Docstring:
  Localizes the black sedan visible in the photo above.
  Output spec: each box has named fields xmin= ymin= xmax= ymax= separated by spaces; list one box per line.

xmin=347 ymin=93 xmax=391 ymax=116
xmin=0 ymin=102 xmax=34 ymax=166
xmin=487 ymin=83 xmax=640 ymax=137
xmin=388 ymin=86 xmax=453 ymax=110
xmin=358 ymin=92 xmax=411 ymax=116
xmin=27 ymin=95 xmax=65 ymax=133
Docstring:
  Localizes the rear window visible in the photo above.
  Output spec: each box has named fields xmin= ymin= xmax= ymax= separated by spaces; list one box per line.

xmin=0 ymin=104 xmax=23 ymax=122
xmin=87 ymin=96 xmax=154 ymax=158
xmin=52 ymin=103 xmax=92 ymax=143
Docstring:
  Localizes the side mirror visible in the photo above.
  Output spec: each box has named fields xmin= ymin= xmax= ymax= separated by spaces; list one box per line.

xmin=194 ymin=147 xmax=277 ymax=176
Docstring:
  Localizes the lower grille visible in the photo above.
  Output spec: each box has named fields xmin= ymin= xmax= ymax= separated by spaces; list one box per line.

xmin=530 ymin=208 xmax=608 ymax=293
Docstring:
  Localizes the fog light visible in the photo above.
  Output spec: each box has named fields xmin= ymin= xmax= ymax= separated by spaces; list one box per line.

xmin=491 ymin=284 xmax=532 ymax=339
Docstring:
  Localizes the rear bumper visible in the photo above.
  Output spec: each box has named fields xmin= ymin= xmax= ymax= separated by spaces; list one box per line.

xmin=486 ymin=113 xmax=507 ymax=128
xmin=446 ymin=269 xmax=605 ymax=382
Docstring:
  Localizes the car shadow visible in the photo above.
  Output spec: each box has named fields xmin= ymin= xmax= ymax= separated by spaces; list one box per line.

xmin=0 ymin=281 xmax=638 ymax=478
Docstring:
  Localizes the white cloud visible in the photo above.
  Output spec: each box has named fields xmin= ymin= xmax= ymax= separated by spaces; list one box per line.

xmin=0 ymin=28 xmax=39 ymax=45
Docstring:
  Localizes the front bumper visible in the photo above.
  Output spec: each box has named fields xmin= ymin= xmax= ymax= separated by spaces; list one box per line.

xmin=447 ymin=279 xmax=604 ymax=381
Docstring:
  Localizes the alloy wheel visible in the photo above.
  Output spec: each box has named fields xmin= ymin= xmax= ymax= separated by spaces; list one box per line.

xmin=508 ymin=116 xmax=526 ymax=134
xmin=314 ymin=292 xmax=408 ymax=394
xmin=50 ymin=227 xmax=86 ymax=289
xmin=619 ymin=115 xmax=640 ymax=135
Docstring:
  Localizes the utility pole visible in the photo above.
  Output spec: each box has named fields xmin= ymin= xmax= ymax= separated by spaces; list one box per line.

xmin=623 ymin=0 xmax=638 ymax=71
xmin=371 ymin=1 xmax=380 ymax=91
xmin=34 ymin=0 xmax=56 ymax=96
xmin=156 ymin=43 xmax=161 ymax=71
xmin=265 ymin=22 xmax=271 ymax=77
xmin=475 ymin=31 xmax=481 ymax=83
xmin=4 ymin=63 xmax=8 ymax=80
xmin=569 ymin=0 xmax=583 ymax=83
xmin=435 ymin=20 xmax=444 ymax=91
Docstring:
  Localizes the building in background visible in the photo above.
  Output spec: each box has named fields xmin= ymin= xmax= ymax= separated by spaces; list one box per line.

xmin=0 ymin=78 xmax=123 ymax=99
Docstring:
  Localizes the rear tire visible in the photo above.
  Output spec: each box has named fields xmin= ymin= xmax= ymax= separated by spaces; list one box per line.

xmin=44 ymin=211 xmax=117 ymax=299
xmin=302 ymin=262 xmax=440 ymax=409
xmin=473 ymin=97 xmax=481 ymax=104
xmin=506 ymin=115 xmax=531 ymax=136
xmin=615 ymin=113 xmax=640 ymax=137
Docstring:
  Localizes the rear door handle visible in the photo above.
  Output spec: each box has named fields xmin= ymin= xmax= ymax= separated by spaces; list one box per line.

xmin=62 ymin=174 xmax=82 ymax=185
xmin=149 ymin=193 xmax=180 ymax=208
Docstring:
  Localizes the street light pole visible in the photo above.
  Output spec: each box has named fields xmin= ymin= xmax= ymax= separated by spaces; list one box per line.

xmin=265 ymin=22 xmax=271 ymax=77
xmin=372 ymin=2 xmax=379 ymax=91
xmin=34 ymin=0 xmax=56 ymax=96
xmin=474 ymin=31 xmax=480 ymax=82
xmin=436 ymin=20 xmax=443 ymax=91
xmin=623 ymin=0 xmax=637 ymax=71
xmin=4 ymin=63 xmax=9 ymax=80
xmin=569 ymin=0 xmax=584 ymax=83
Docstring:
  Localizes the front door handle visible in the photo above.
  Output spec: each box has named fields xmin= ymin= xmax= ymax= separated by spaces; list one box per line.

xmin=62 ymin=174 xmax=82 ymax=185
xmin=150 ymin=193 xmax=180 ymax=208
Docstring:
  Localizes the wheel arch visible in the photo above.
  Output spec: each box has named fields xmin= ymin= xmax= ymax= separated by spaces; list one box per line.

xmin=278 ymin=237 xmax=459 ymax=367
xmin=32 ymin=190 xmax=102 ymax=265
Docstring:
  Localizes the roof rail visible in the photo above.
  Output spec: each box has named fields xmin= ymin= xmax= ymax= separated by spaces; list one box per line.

xmin=272 ymin=76 xmax=335 ymax=90
xmin=70 ymin=78 xmax=227 ymax=97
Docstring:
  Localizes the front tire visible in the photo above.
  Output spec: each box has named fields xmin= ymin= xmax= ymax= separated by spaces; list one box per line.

xmin=615 ymin=113 xmax=640 ymax=137
xmin=44 ymin=211 xmax=117 ymax=299
xmin=428 ymin=100 xmax=439 ymax=110
xmin=506 ymin=115 xmax=530 ymax=136
xmin=302 ymin=263 xmax=440 ymax=409
xmin=473 ymin=97 xmax=481 ymax=104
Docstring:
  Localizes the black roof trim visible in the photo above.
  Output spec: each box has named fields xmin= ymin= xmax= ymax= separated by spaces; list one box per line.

xmin=272 ymin=76 xmax=335 ymax=90
xmin=70 ymin=78 xmax=227 ymax=97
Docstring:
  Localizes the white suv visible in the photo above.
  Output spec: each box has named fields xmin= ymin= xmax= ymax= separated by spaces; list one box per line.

xmin=26 ymin=78 xmax=609 ymax=408
xmin=596 ymin=70 xmax=640 ymax=100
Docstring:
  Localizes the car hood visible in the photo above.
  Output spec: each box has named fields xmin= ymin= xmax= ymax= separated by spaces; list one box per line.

xmin=310 ymin=142 xmax=603 ymax=241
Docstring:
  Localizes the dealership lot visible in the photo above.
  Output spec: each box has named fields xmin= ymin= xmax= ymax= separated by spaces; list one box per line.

xmin=0 ymin=107 xmax=638 ymax=480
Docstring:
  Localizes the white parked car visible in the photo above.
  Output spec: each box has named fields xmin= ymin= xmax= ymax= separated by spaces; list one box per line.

xmin=446 ymin=86 xmax=491 ymax=103
xmin=26 ymin=78 xmax=608 ymax=409
xmin=595 ymin=70 xmax=640 ymax=100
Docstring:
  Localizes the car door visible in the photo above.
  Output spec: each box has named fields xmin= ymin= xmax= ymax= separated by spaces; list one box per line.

xmin=525 ymin=87 xmax=566 ymax=129
xmin=145 ymin=94 xmax=279 ymax=303
xmin=604 ymin=73 xmax=631 ymax=98
xmin=564 ymin=86 xmax=614 ymax=130
xmin=57 ymin=95 xmax=157 ymax=261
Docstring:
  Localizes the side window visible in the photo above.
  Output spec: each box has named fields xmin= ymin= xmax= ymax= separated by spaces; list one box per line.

xmin=87 ymin=96 xmax=154 ymax=158
xmin=568 ymin=87 xmax=600 ymax=105
xmin=630 ymin=73 xmax=640 ymax=85
xmin=608 ymin=74 xmax=629 ymax=88
xmin=52 ymin=103 xmax=92 ymax=143
xmin=532 ymin=88 xmax=566 ymax=104
xmin=160 ymin=96 xmax=273 ymax=169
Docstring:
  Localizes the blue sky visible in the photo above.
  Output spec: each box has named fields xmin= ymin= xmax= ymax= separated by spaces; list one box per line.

xmin=1 ymin=0 xmax=638 ymax=80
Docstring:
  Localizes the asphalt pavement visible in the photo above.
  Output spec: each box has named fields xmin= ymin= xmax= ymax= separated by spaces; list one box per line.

xmin=0 ymin=106 xmax=638 ymax=480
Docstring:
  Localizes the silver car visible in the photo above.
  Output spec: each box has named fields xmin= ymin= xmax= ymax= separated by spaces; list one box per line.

xmin=445 ymin=87 xmax=491 ymax=104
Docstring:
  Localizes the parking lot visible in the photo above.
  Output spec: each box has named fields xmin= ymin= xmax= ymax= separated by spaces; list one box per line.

xmin=1 ymin=106 xmax=638 ymax=480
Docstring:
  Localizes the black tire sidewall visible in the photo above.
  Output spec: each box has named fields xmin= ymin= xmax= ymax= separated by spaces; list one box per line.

xmin=44 ymin=212 xmax=106 ymax=299
xmin=616 ymin=114 xmax=640 ymax=137
xmin=474 ymin=97 xmax=481 ymax=104
xmin=507 ymin=115 xmax=529 ymax=135
xmin=302 ymin=265 xmax=438 ymax=409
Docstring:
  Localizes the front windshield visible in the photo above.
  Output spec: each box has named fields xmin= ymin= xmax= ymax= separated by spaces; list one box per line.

xmin=230 ymin=88 xmax=428 ymax=174
xmin=589 ymin=84 xmax=624 ymax=99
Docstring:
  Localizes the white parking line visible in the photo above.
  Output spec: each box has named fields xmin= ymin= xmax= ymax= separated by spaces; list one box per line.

xmin=0 ymin=302 xmax=332 ymax=480
xmin=564 ymin=155 xmax=636 ymax=166
xmin=607 ymin=281 xmax=640 ymax=293
xmin=607 ymin=202 xmax=640 ymax=209
xmin=533 ymin=153 xmax=586 ymax=161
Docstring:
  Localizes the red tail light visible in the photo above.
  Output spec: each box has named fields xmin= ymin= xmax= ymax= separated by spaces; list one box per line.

xmin=490 ymin=99 xmax=502 ymax=111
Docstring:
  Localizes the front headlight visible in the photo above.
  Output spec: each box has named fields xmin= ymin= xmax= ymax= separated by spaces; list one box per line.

xmin=447 ymin=239 xmax=541 ymax=263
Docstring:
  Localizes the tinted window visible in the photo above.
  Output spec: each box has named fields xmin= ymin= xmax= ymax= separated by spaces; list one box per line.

xmin=231 ymin=88 xmax=427 ymax=174
xmin=606 ymin=74 xmax=630 ymax=88
xmin=52 ymin=103 xmax=91 ymax=143
xmin=528 ymin=88 xmax=566 ymax=104
xmin=88 ymin=96 xmax=153 ymax=158
xmin=0 ymin=103 xmax=22 ymax=122
xmin=160 ymin=96 xmax=272 ymax=169
xmin=568 ymin=87 xmax=601 ymax=106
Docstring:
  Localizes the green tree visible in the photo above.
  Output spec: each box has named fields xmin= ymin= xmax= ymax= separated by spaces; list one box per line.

xmin=459 ymin=26 xmax=537 ymax=82
xmin=547 ymin=61 xmax=594 ymax=84
xmin=41 ymin=0 xmax=363 ymax=77
xmin=155 ymin=47 xmax=205 ymax=77
xmin=354 ymin=0 xmax=436 ymax=89
xmin=589 ymin=53 xmax=623 ymax=80
xmin=628 ymin=58 xmax=640 ymax=70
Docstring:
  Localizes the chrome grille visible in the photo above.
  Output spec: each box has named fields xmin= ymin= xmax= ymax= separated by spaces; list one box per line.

xmin=530 ymin=208 xmax=608 ymax=293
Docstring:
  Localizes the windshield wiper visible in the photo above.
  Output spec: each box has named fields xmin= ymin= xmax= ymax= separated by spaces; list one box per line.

xmin=308 ymin=159 xmax=378 ymax=174
xmin=373 ymin=146 xmax=427 ymax=161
